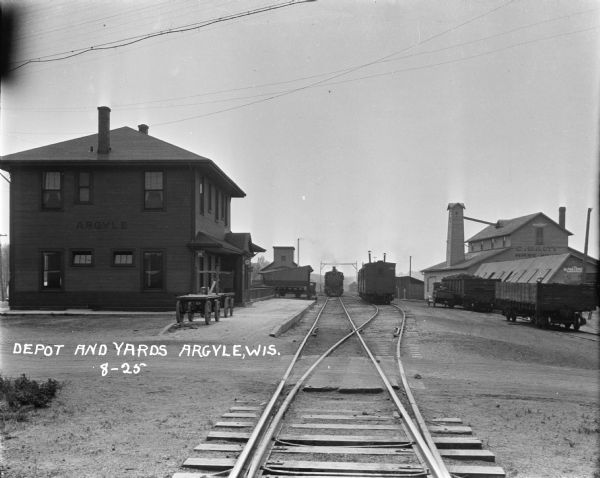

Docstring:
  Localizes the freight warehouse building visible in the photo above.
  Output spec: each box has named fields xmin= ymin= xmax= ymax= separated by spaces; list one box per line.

xmin=422 ymin=203 xmax=597 ymax=299
xmin=0 ymin=107 xmax=264 ymax=310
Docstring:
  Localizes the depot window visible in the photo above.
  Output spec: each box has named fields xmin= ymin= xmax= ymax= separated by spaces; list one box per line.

xmin=199 ymin=176 xmax=205 ymax=215
xmin=144 ymin=171 xmax=164 ymax=209
xmin=143 ymin=251 xmax=164 ymax=290
xmin=76 ymin=171 xmax=93 ymax=204
xmin=41 ymin=251 xmax=63 ymax=289
xmin=113 ymin=250 xmax=134 ymax=266
xmin=215 ymin=188 xmax=220 ymax=221
xmin=72 ymin=250 xmax=93 ymax=266
xmin=42 ymin=171 xmax=63 ymax=209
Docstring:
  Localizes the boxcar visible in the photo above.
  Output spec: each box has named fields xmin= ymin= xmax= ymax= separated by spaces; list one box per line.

xmin=324 ymin=267 xmax=344 ymax=297
xmin=261 ymin=265 xmax=316 ymax=299
xmin=358 ymin=260 xmax=396 ymax=304
xmin=495 ymin=282 xmax=597 ymax=330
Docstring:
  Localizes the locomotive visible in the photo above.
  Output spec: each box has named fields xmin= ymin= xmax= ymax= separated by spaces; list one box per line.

xmin=358 ymin=252 xmax=396 ymax=304
xmin=324 ymin=267 xmax=344 ymax=297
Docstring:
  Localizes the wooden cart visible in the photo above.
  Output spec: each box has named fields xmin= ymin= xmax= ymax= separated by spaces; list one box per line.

xmin=175 ymin=292 xmax=235 ymax=325
xmin=175 ymin=267 xmax=236 ymax=325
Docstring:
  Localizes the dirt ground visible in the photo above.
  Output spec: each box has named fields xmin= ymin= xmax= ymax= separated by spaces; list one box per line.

xmin=0 ymin=299 xmax=598 ymax=478
xmin=0 ymin=302 xmax=308 ymax=478
xmin=401 ymin=301 xmax=600 ymax=478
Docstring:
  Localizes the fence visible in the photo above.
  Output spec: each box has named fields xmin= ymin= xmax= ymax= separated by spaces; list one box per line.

xmin=248 ymin=287 xmax=275 ymax=302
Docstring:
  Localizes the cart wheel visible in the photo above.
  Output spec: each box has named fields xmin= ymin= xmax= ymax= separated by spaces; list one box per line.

xmin=204 ymin=301 xmax=212 ymax=325
xmin=214 ymin=300 xmax=220 ymax=322
xmin=175 ymin=300 xmax=183 ymax=324
xmin=187 ymin=302 xmax=194 ymax=322
xmin=505 ymin=311 xmax=511 ymax=321
xmin=564 ymin=322 xmax=571 ymax=330
xmin=573 ymin=314 xmax=581 ymax=331
xmin=230 ymin=300 xmax=234 ymax=316
xmin=224 ymin=298 xmax=230 ymax=317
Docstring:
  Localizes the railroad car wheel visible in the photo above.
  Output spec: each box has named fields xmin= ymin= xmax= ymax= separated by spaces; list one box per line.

xmin=214 ymin=300 xmax=220 ymax=322
xmin=204 ymin=301 xmax=212 ymax=325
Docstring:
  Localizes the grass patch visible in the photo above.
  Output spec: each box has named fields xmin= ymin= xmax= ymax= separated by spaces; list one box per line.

xmin=0 ymin=374 xmax=62 ymax=419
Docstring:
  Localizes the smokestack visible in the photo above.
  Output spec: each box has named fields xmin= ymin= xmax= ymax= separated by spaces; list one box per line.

xmin=97 ymin=106 xmax=111 ymax=154
xmin=138 ymin=124 xmax=149 ymax=135
xmin=368 ymin=251 xmax=372 ymax=263
xmin=446 ymin=203 xmax=466 ymax=266
xmin=559 ymin=206 xmax=566 ymax=229
xmin=383 ymin=253 xmax=386 ymax=262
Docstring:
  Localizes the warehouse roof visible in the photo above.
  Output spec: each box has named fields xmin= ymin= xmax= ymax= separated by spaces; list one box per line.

xmin=466 ymin=212 xmax=572 ymax=242
xmin=0 ymin=126 xmax=246 ymax=197
xmin=474 ymin=253 xmax=574 ymax=283
xmin=421 ymin=248 xmax=507 ymax=273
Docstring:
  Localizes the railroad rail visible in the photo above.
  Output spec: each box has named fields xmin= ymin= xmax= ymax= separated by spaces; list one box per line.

xmin=173 ymin=297 xmax=504 ymax=478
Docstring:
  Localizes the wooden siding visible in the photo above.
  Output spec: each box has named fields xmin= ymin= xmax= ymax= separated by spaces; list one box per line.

xmin=9 ymin=165 xmax=195 ymax=309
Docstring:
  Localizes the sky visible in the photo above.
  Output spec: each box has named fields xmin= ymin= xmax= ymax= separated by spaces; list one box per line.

xmin=1 ymin=0 xmax=598 ymax=282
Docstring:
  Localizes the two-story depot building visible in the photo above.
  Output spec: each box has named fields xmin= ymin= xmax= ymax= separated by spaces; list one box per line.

xmin=0 ymin=107 xmax=265 ymax=310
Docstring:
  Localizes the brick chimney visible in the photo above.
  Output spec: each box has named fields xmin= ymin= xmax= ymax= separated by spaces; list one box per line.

xmin=97 ymin=106 xmax=111 ymax=154
xmin=138 ymin=124 xmax=149 ymax=135
xmin=446 ymin=203 xmax=465 ymax=266
xmin=559 ymin=206 xmax=566 ymax=229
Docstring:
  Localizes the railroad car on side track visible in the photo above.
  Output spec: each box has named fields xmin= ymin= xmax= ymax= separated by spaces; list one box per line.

xmin=495 ymin=282 xmax=597 ymax=330
xmin=324 ymin=267 xmax=344 ymax=297
xmin=261 ymin=265 xmax=316 ymax=299
xmin=358 ymin=253 xmax=396 ymax=304
xmin=433 ymin=274 xmax=499 ymax=311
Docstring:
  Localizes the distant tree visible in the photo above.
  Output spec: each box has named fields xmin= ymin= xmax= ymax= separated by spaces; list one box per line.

xmin=250 ymin=255 xmax=271 ymax=284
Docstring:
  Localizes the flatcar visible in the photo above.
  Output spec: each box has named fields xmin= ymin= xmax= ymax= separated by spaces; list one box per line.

xmin=324 ymin=267 xmax=344 ymax=297
xmin=358 ymin=253 xmax=396 ymax=304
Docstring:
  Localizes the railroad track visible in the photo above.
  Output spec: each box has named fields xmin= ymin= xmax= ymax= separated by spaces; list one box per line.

xmin=508 ymin=316 xmax=600 ymax=342
xmin=172 ymin=296 xmax=505 ymax=478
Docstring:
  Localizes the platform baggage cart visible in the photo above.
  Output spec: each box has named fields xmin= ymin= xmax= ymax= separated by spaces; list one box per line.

xmin=175 ymin=268 xmax=235 ymax=325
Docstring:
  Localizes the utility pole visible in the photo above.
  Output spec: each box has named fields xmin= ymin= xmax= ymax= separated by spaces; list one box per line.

xmin=0 ymin=234 xmax=6 ymax=302
xmin=581 ymin=208 xmax=592 ymax=284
